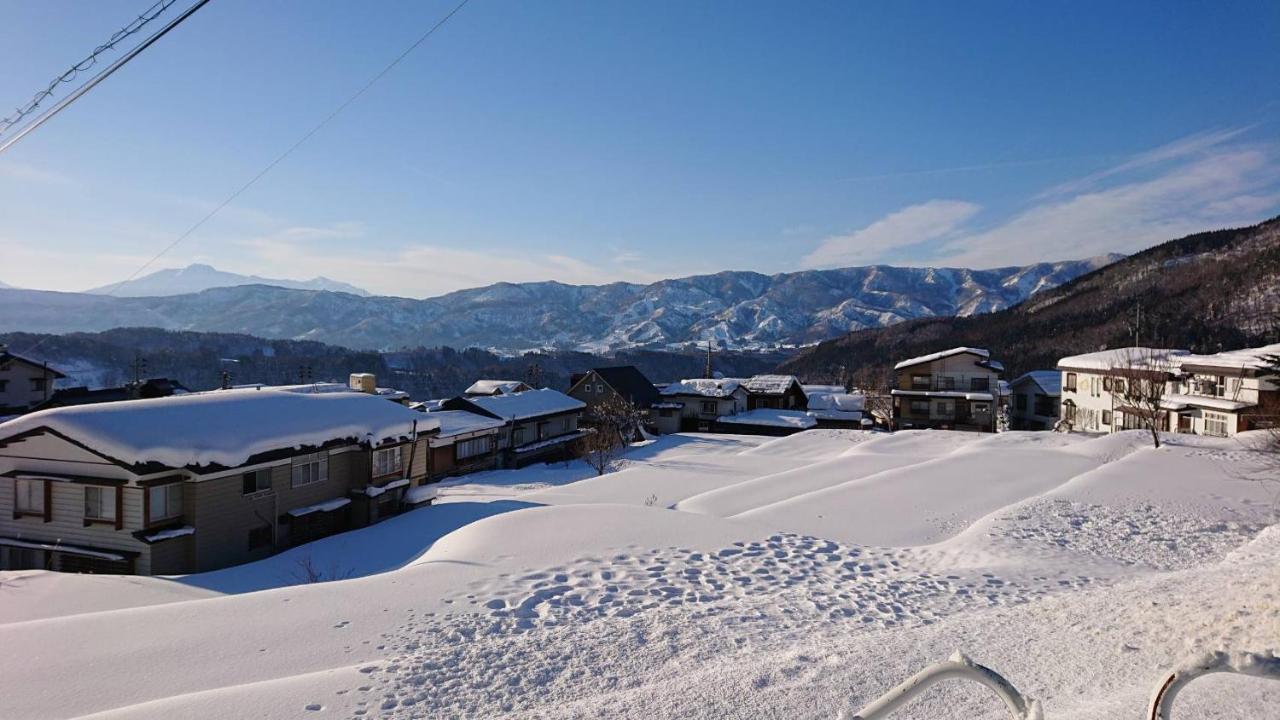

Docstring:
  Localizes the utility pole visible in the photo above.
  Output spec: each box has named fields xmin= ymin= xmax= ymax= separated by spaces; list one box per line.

xmin=704 ymin=340 xmax=713 ymax=379
xmin=130 ymin=352 xmax=147 ymax=386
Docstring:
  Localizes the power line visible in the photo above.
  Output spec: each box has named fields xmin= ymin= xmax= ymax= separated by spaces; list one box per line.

xmin=0 ymin=0 xmax=214 ymax=155
xmin=0 ymin=0 xmax=180 ymax=137
xmin=18 ymin=0 xmax=473 ymax=357
xmin=93 ymin=0 xmax=473 ymax=295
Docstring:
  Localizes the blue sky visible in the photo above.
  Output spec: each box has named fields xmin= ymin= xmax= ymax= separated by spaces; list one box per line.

xmin=1 ymin=1 xmax=1278 ymax=298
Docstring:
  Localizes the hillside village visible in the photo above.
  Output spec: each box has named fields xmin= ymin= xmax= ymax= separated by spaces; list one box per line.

xmin=1 ymin=337 xmax=1275 ymax=576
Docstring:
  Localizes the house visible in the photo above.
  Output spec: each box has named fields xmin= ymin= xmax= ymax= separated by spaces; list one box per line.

xmin=0 ymin=386 xmax=440 ymax=575
xmin=568 ymin=366 xmax=661 ymax=413
xmin=440 ymin=388 xmax=586 ymax=467
xmin=1009 ymin=372 xmax=1061 ymax=430
xmin=37 ymin=377 xmax=189 ymax=410
xmin=891 ymin=347 xmax=1003 ymax=432
xmin=742 ymin=375 xmax=808 ymax=411
xmin=1060 ymin=344 xmax=1280 ymax=437
xmin=463 ymin=379 xmax=532 ymax=397
xmin=804 ymin=389 xmax=866 ymax=429
xmin=0 ymin=347 xmax=66 ymax=414
xmin=1164 ymin=343 xmax=1280 ymax=436
xmin=348 ymin=373 xmax=411 ymax=404
xmin=653 ymin=378 xmax=749 ymax=434
xmin=419 ymin=410 xmax=505 ymax=481
xmin=1056 ymin=348 xmax=1189 ymax=433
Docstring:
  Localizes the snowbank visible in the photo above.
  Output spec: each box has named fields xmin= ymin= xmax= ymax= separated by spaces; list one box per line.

xmin=717 ymin=408 xmax=817 ymax=429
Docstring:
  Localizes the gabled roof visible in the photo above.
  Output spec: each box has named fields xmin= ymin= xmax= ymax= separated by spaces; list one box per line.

xmin=1011 ymin=371 xmax=1062 ymax=396
xmin=661 ymin=378 xmax=742 ymax=398
xmin=464 ymin=379 xmax=531 ymax=396
xmin=0 ymin=350 xmax=66 ymax=378
xmin=743 ymin=374 xmax=802 ymax=395
xmin=577 ymin=366 xmax=661 ymax=407
xmin=456 ymin=388 xmax=585 ymax=421
xmin=0 ymin=386 xmax=439 ymax=471
xmin=427 ymin=410 xmax=506 ymax=439
xmin=894 ymin=347 xmax=991 ymax=371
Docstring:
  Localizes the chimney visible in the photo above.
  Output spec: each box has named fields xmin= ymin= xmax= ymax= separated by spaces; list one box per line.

xmin=349 ymin=373 xmax=377 ymax=394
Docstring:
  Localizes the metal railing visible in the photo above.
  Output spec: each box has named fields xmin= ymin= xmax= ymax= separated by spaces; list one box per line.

xmin=837 ymin=650 xmax=1280 ymax=720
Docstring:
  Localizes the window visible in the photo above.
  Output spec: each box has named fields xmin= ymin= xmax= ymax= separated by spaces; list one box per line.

xmin=1113 ymin=378 xmax=1125 ymax=394
xmin=1015 ymin=394 xmax=1028 ymax=411
xmin=14 ymin=478 xmax=44 ymax=515
xmin=84 ymin=486 xmax=116 ymax=522
xmin=1064 ymin=373 xmax=1077 ymax=392
xmin=512 ymin=427 xmax=526 ymax=446
xmin=937 ymin=376 xmax=956 ymax=390
xmin=148 ymin=483 xmax=183 ymax=523
xmin=456 ymin=436 xmax=492 ymax=460
xmin=970 ymin=377 xmax=990 ymax=391
xmin=911 ymin=374 xmax=930 ymax=389
xmin=291 ymin=452 xmax=328 ymax=488
xmin=1062 ymin=400 xmax=1076 ymax=423
xmin=1102 ymin=377 xmax=1112 ymax=391
xmin=971 ymin=402 xmax=990 ymax=414
xmin=247 ymin=525 xmax=273 ymax=551
xmin=596 ymin=384 xmax=603 ymax=393
xmin=701 ymin=400 xmax=718 ymax=414
xmin=1204 ymin=412 xmax=1229 ymax=438
xmin=906 ymin=400 xmax=928 ymax=414
xmin=30 ymin=377 xmax=47 ymax=392
xmin=581 ymin=383 xmax=591 ymax=393
xmin=1101 ymin=410 xmax=1112 ymax=425
xmin=1214 ymin=375 xmax=1226 ymax=397
xmin=372 ymin=446 xmax=404 ymax=477
xmin=242 ymin=469 xmax=271 ymax=495
xmin=934 ymin=400 xmax=955 ymax=417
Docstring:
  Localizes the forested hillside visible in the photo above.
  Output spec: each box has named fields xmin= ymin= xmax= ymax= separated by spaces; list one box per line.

xmin=781 ymin=216 xmax=1280 ymax=383
xmin=0 ymin=328 xmax=789 ymax=400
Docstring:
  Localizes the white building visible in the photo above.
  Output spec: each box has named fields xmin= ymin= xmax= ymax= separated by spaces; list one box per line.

xmin=1056 ymin=344 xmax=1279 ymax=437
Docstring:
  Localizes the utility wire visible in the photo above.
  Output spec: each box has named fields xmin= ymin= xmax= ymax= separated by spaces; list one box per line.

xmin=0 ymin=0 xmax=213 ymax=156
xmin=19 ymin=0 xmax=473 ymax=358
xmin=0 ymin=0 xmax=180 ymax=137
xmin=93 ymin=0 xmax=472 ymax=295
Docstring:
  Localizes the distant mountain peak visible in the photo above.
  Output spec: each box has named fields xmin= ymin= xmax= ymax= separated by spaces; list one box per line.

xmin=84 ymin=264 xmax=370 ymax=297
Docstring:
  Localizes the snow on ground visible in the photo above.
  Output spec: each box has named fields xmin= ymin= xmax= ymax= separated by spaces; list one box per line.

xmin=1 ymin=429 xmax=1277 ymax=719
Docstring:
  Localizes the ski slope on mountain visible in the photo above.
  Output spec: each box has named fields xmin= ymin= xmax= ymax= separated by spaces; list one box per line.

xmin=0 ymin=430 xmax=1277 ymax=719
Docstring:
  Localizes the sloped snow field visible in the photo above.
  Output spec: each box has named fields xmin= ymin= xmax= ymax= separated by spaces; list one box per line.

xmin=2 ymin=430 xmax=1278 ymax=719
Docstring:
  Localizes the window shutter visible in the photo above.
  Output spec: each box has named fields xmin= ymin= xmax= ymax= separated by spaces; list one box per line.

xmin=115 ymin=486 xmax=124 ymax=530
xmin=143 ymin=486 xmax=151 ymax=526
xmin=42 ymin=479 xmax=51 ymax=522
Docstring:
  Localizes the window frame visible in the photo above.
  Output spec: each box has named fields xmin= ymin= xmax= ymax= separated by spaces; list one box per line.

xmin=1064 ymin=373 xmax=1077 ymax=392
xmin=83 ymin=485 xmax=117 ymax=525
xmin=456 ymin=436 xmax=492 ymax=460
xmin=14 ymin=478 xmax=45 ymax=517
xmin=290 ymin=451 xmax=329 ymax=488
xmin=242 ymin=468 xmax=272 ymax=495
xmin=700 ymin=400 xmax=718 ymax=415
xmin=372 ymin=445 xmax=405 ymax=478
xmin=147 ymin=482 xmax=183 ymax=524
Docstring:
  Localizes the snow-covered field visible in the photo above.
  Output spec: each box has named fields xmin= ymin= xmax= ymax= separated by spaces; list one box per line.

xmin=1 ymin=429 xmax=1278 ymax=719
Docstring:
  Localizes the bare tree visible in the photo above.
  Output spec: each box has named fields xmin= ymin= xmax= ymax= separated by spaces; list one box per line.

xmin=1108 ymin=348 xmax=1176 ymax=448
xmin=852 ymin=365 xmax=895 ymax=431
xmin=577 ymin=394 xmax=643 ymax=475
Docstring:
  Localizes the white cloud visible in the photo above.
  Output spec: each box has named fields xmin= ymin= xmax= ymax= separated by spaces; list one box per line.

xmin=232 ymin=224 xmax=666 ymax=298
xmin=806 ymin=129 xmax=1280 ymax=270
xmin=939 ymin=147 xmax=1280 ymax=267
xmin=801 ymin=200 xmax=980 ymax=269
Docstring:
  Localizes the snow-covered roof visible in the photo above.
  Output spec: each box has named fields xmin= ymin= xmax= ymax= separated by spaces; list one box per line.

xmin=717 ymin=408 xmax=816 ymax=430
xmin=891 ymin=390 xmax=994 ymax=401
xmin=464 ymin=380 xmax=528 ymax=396
xmin=428 ymin=410 xmax=506 ymax=439
xmin=743 ymin=374 xmax=801 ymax=395
xmin=1057 ymin=347 xmax=1189 ymax=372
xmin=660 ymin=378 xmax=742 ymax=398
xmin=465 ymin=388 xmax=585 ymax=421
xmin=1174 ymin=343 xmax=1280 ymax=372
xmin=1160 ymin=394 xmax=1254 ymax=412
xmin=1012 ymin=371 xmax=1062 ymax=395
xmin=893 ymin=347 xmax=991 ymax=370
xmin=0 ymin=386 xmax=439 ymax=470
xmin=287 ymin=497 xmax=351 ymax=518
xmin=802 ymin=384 xmax=846 ymax=395
xmin=805 ymin=392 xmax=865 ymax=412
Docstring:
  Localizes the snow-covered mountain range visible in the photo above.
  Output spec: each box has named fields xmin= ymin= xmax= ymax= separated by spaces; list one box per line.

xmin=0 ymin=257 xmax=1118 ymax=352
xmin=85 ymin=263 xmax=370 ymax=297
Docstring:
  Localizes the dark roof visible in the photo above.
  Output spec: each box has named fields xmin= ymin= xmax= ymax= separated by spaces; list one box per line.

xmin=0 ymin=351 xmax=66 ymax=378
xmin=587 ymin=366 xmax=661 ymax=408
xmin=37 ymin=378 xmax=190 ymax=409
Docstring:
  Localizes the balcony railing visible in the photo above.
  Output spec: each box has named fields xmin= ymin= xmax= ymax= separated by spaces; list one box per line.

xmin=906 ymin=376 xmax=993 ymax=393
